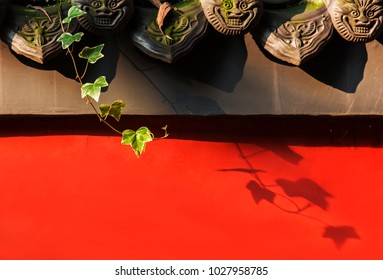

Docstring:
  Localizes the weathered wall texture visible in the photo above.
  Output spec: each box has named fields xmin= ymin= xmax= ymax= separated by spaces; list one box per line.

xmin=1 ymin=30 xmax=382 ymax=115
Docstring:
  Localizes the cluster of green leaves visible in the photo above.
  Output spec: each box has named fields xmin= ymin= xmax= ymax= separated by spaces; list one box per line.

xmin=57 ymin=5 xmax=167 ymax=157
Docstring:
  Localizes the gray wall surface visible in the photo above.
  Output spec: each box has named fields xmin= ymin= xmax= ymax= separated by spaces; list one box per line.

xmin=1 ymin=30 xmax=382 ymax=115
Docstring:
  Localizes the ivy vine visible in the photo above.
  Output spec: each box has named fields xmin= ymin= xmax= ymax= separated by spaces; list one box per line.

xmin=56 ymin=5 xmax=168 ymax=157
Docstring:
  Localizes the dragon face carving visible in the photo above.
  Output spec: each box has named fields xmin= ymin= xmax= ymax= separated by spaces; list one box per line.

xmin=201 ymin=0 xmax=262 ymax=35
xmin=328 ymin=0 xmax=383 ymax=41
xmin=72 ymin=0 xmax=134 ymax=35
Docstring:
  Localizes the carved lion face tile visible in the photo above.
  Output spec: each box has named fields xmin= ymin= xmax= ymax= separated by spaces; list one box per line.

xmin=71 ymin=0 xmax=134 ymax=35
xmin=201 ymin=0 xmax=262 ymax=35
xmin=327 ymin=0 xmax=383 ymax=42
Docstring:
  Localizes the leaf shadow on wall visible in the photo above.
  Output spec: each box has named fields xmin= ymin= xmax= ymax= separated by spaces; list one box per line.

xmin=218 ymin=143 xmax=360 ymax=249
xmin=258 ymin=142 xmax=304 ymax=165
xmin=275 ymin=178 xmax=333 ymax=210
xmin=300 ymin=33 xmax=367 ymax=94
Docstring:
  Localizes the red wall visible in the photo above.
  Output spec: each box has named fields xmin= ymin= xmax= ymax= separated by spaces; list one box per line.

xmin=1 ymin=121 xmax=382 ymax=259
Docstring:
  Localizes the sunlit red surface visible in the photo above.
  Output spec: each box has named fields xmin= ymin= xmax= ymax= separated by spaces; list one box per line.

xmin=0 ymin=129 xmax=382 ymax=259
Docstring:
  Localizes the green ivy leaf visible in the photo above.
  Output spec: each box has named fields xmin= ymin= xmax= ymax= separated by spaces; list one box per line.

xmin=121 ymin=127 xmax=153 ymax=158
xmin=62 ymin=5 xmax=87 ymax=24
xmin=79 ymin=44 xmax=105 ymax=64
xmin=99 ymin=104 xmax=111 ymax=119
xmin=99 ymin=100 xmax=125 ymax=121
xmin=81 ymin=76 xmax=108 ymax=102
xmin=57 ymin=32 xmax=84 ymax=49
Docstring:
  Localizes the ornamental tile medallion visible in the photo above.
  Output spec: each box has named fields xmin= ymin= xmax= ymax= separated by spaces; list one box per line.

xmin=130 ymin=0 xmax=209 ymax=63
xmin=71 ymin=0 xmax=134 ymax=35
xmin=201 ymin=0 xmax=263 ymax=35
xmin=326 ymin=0 xmax=383 ymax=42
xmin=253 ymin=1 xmax=334 ymax=65
xmin=1 ymin=1 xmax=78 ymax=64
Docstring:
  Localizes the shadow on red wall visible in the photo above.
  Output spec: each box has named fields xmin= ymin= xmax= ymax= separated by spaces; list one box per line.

xmin=0 ymin=115 xmax=382 ymax=259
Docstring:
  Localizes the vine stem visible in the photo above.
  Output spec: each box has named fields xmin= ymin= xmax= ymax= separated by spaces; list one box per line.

xmin=57 ymin=6 xmax=168 ymax=153
xmin=67 ymin=48 xmax=82 ymax=82
xmin=62 ymin=22 xmax=123 ymax=136
xmin=67 ymin=47 xmax=123 ymax=135
xmin=86 ymin=97 xmax=123 ymax=135
xmin=81 ymin=61 xmax=89 ymax=80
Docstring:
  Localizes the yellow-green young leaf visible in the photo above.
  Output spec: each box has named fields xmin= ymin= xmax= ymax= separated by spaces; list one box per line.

xmin=57 ymin=32 xmax=84 ymax=49
xmin=109 ymin=100 xmax=125 ymax=121
xmin=100 ymin=100 xmax=125 ymax=121
xmin=99 ymin=104 xmax=111 ymax=119
xmin=79 ymin=44 xmax=105 ymax=64
xmin=121 ymin=127 xmax=153 ymax=158
xmin=81 ymin=76 xmax=108 ymax=102
xmin=62 ymin=5 xmax=87 ymax=24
